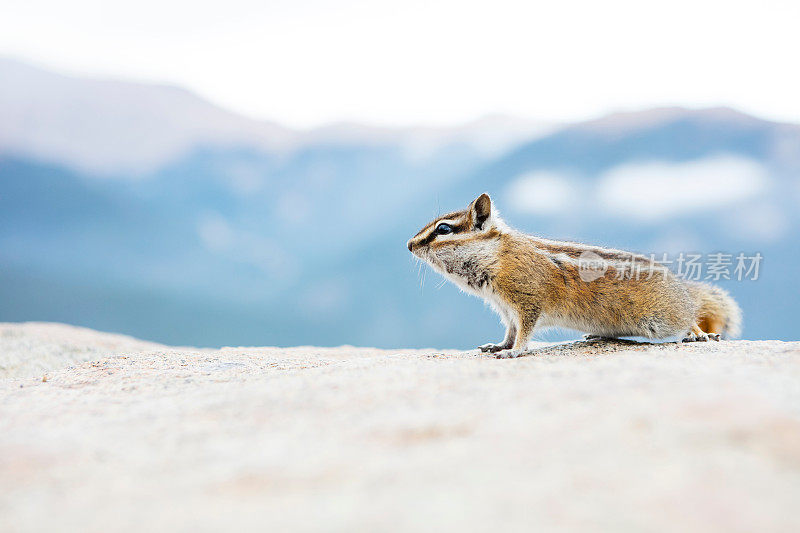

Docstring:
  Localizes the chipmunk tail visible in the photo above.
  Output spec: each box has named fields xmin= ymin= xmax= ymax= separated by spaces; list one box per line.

xmin=687 ymin=281 xmax=742 ymax=339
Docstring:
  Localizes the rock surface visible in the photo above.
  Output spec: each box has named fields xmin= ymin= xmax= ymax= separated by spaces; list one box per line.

xmin=1 ymin=322 xmax=799 ymax=532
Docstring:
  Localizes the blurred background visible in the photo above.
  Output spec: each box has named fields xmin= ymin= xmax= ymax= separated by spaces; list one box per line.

xmin=1 ymin=0 xmax=798 ymax=348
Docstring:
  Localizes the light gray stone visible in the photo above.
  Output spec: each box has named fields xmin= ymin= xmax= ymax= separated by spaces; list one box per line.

xmin=1 ymin=322 xmax=799 ymax=532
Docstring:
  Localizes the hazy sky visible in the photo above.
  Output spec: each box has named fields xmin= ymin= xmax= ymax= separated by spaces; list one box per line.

xmin=1 ymin=0 xmax=798 ymax=128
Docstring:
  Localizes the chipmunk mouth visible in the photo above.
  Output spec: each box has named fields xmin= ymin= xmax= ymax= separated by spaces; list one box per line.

xmin=409 ymin=245 xmax=430 ymax=263
xmin=407 ymin=240 xmax=425 ymax=258
xmin=419 ymin=249 xmax=439 ymax=267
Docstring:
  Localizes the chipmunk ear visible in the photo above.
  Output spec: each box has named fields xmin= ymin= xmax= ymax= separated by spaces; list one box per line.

xmin=471 ymin=193 xmax=492 ymax=229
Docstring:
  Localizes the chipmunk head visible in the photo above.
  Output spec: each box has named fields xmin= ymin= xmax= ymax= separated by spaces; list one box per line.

xmin=407 ymin=194 xmax=503 ymax=279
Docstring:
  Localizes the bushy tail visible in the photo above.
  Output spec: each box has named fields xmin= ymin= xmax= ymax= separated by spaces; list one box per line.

xmin=686 ymin=281 xmax=742 ymax=338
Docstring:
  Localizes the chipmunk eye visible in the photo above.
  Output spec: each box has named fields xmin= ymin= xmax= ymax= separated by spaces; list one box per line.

xmin=435 ymin=223 xmax=453 ymax=235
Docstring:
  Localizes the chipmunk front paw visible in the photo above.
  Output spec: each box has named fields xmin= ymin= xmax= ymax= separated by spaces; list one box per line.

xmin=479 ymin=343 xmax=505 ymax=353
xmin=495 ymin=349 xmax=526 ymax=359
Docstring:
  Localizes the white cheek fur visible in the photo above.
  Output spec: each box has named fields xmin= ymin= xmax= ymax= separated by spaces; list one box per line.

xmin=424 ymin=235 xmax=516 ymax=329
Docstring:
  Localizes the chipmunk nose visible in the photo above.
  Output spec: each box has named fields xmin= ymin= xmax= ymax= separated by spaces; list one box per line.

xmin=407 ymin=240 xmax=413 ymax=252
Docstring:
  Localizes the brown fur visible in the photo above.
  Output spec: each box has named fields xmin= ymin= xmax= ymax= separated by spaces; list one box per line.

xmin=408 ymin=194 xmax=742 ymax=356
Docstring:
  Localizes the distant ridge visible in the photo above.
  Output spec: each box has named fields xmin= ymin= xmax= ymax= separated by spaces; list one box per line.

xmin=0 ymin=57 xmax=295 ymax=174
xmin=571 ymin=106 xmax=799 ymax=137
xmin=0 ymin=57 xmax=556 ymax=175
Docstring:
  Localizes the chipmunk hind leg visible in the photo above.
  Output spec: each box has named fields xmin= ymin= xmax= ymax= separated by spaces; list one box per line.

xmin=698 ymin=316 xmax=724 ymax=340
xmin=682 ymin=323 xmax=720 ymax=343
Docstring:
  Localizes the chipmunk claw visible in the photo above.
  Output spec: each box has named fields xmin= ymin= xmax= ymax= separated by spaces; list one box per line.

xmin=479 ymin=343 xmax=503 ymax=353
xmin=480 ymin=341 xmax=515 ymax=353
xmin=682 ymin=332 xmax=709 ymax=342
xmin=495 ymin=349 xmax=526 ymax=359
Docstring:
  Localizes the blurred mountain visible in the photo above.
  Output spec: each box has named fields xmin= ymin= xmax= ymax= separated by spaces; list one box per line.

xmin=0 ymin=57 xmax=555 ymax=175
xmin=305 ymin=114 xmax=559 ymax=159
xmin=0 ymin=57 xmax=295 ymax=175
xmin=1 ymin=58 xmax=798 ymax=347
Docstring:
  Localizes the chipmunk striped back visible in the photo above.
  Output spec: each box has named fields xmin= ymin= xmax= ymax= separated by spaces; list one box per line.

xmin=408 ymin=193 xmax=742 ymax=358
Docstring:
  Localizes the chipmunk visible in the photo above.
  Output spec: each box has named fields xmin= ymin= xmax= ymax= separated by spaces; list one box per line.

xmin=407 ymin=193 xmax=742 ymax=358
